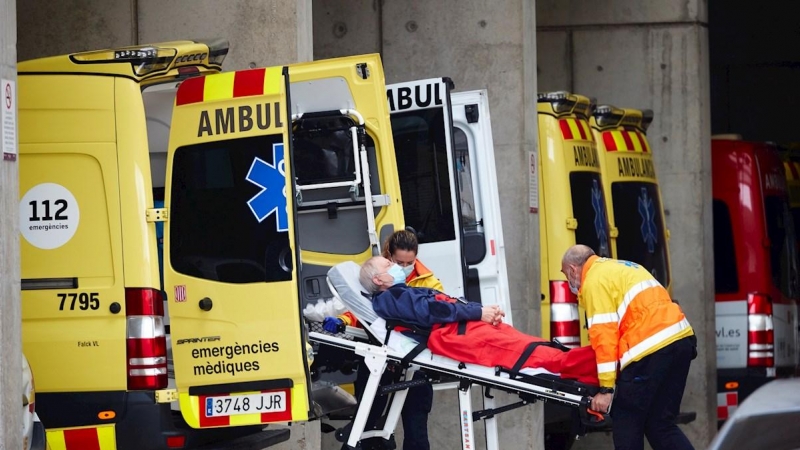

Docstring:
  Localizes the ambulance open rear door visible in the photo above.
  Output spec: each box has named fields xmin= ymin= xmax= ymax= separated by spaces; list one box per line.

xmin=163 ymin=66 xmax=311 ymax=428
xmin=387 ymin=78 xmax=467 ymax=296
xmin=450 ymin=90 xmax=512 ymax=322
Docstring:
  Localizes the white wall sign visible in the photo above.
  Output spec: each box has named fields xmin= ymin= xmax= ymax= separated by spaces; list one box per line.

xmin=2 ymin=79 xmax=16 ymax=162
xmin=529 ymin=150 xmax=539 ymax=213
xmin=19 ymin=183 xmax=80 ymax=250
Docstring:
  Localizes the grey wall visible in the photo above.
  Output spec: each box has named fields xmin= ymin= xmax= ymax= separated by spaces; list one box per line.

xmin=314 ymin=1 xmax=544 ymax=448
xmin=1 ymin=0 xmax=22 ymax=448
xmin=537 ymin=0 xmax=715 ymax=448
xmin=17 ymin=0 xmax=313 ymax=69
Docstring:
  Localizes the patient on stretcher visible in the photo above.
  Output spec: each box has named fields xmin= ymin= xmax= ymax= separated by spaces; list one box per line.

xmin=359 ymin=256 xmax=599 ymax=386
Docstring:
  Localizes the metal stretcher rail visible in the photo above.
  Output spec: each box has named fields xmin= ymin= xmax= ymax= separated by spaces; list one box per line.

xmin=310 ymin=331 xmax=605 ymax=450
xmin=310 ymin=331 xmax=591 ymax=408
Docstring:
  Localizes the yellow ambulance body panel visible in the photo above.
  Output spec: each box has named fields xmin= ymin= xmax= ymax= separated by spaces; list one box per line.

xmin=164 ymin=65 xmax=308 ymax=428
xmin=538 ymin=92 xmax=613 ymax=347
xmin=16 ymin=40 xmax=300 ymax=450
xmin=591 ymin=106 xmax=672 ymax=293
xmin=164 ymin=54 xmax=403 ymax=428
xmin=289 ymin=55 xmax=404 ymax=269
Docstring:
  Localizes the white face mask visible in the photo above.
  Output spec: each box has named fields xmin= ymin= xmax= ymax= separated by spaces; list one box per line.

xmin=567 ymin=267 xmax=581 ymax=295
xmin=568 ymin=278 xmax=580 ymax=295
xmin=401 ymin=264 xmax=414 ymax=277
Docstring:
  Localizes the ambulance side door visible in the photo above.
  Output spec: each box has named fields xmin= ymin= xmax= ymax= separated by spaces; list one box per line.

xmin=451 ymin=90 xmax=513 ymax=324
xmin=387 ymin=78 xmax=466 ymax=296
xmin=163 ymin=67 xmax=310 ymax=428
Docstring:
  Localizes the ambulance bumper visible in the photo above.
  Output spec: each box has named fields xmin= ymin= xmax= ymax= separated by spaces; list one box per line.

xmin=38 ymin=391 xmax=290 ymax=450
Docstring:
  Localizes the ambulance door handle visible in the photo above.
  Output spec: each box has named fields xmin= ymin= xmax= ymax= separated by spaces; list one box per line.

xmin=199 ymin=297 xmax=213 ymax=312
xmin=109 ymin=302 xmax=121 ymax=314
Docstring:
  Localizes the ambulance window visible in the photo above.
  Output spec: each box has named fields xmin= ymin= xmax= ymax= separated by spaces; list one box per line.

xmin=764 ymin=196 xmax=799 ymax=298
xmin=713 ymin=200 xmax=739 ymax=293
xmin=610 ymin=182 xmax=669 ymax=286
xmin=292 ymin=116 xmax=379 ymax=255
xmin=569 ymin=172 xmax=611 ymax=258
xmin=391 ymin=110 xmax=456 ymax=244
xmin=293 ymin=116 xmax=357 ymax=186
xmin=169 ymin=134 xmax=292 ymax=284
xmin=453 ymin=128 xmax=479 ymax=232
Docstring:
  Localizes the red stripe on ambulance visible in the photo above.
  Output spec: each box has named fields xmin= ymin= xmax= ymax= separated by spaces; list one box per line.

xmin=175 ymin=76 xmax=206 ymax=106
xmin=233 ymin=68 xmax=267 ymax=98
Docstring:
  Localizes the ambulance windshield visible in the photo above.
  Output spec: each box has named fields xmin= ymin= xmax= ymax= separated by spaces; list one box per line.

xmin=611 ymin=181 xmax=669 ymax=286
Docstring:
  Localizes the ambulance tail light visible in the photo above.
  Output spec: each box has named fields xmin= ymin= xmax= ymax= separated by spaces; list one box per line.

xmin=126 ymin=288 xmax=168 ymax=390
xmin=747 ymin=292 xmax=775 ymax=369
xmin=550 ymin=281 xmax=580 ymax=348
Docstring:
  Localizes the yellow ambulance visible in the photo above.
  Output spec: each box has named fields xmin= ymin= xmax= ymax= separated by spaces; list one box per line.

xmin=19 ymin=39 xmax=401 ymax=450
xmin=537 ymin=92 xmax=613 ymax=348
xmin=590 ymin=106 xmax=672 ymax=291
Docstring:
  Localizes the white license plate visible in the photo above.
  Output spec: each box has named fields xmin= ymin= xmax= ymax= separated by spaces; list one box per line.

xmin=204 ymin=392 xmax=287 ymax=417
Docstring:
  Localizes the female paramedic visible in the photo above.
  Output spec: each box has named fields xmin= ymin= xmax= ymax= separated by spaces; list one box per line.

xmin=324 ymin=229 xmax=442 ymax=450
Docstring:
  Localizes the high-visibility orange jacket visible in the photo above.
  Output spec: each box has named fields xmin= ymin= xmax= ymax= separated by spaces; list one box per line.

xmin=579 ymin=256 xmax=693 ymax=387
xmin=407 ymin=259 xmax=444 ymax=292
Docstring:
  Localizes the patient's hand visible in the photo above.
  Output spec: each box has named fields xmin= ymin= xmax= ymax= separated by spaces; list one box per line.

xmin=481 ymin=305 xmax=505 ymax=326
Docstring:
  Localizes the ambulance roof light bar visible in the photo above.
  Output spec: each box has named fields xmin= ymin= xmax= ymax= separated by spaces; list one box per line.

xmin=593 ymin=104 xmax=625 ymax=128
xmin=70 ymin=39 xmax=229 ymax=77
xmin=537 ymin=91 xmax=577 ymax=114
xmin=641 ymin=109 xmax=654 ymax=132
xmin=193 ymin=37 xmax=229 ymax=66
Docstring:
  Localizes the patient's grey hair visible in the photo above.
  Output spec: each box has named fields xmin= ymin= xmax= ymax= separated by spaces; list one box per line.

xmin=562 ymin=244 xmax=596 ymax=267
xmin=359 ymin=256 xmax=384 ymax=294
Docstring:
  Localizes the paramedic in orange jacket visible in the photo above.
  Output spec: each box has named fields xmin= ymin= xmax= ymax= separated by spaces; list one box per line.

xmin=382 ymin=229 xmax=444 ymax=291
xmin=561 ymin=245 xmax=696 ymax=450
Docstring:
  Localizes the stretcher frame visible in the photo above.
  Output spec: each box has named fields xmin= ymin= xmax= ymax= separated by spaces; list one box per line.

xmin=309 ymin=266 xmax=606 ymax=450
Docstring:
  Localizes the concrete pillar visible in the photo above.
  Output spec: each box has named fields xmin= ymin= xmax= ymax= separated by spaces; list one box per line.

xmin=137 ymin=0 xmax=313 ymax=70
xmin=16 ymin=0 xmax=135 ymax=61
xmin=1 ymin=0 xmax=22 ymax=449
xmin=537 ymin=1 xmax=715 ymax=449
xmin=17 ymin=0 xmax=313 ymax=69
xmin=315 ymin=1 xmax=544 ymax=448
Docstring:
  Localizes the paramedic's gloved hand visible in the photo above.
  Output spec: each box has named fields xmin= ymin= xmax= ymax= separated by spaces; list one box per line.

xmin=480 ymin=305 xmax=505 ymax=326
xmin=323 ymin=316 xmax=346 ymax=333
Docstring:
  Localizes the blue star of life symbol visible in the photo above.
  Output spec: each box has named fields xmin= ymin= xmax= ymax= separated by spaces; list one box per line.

xmin=638 ymin=187 xmax=658 ymax=253
xmin=591 ymin=179 xmax=609 ymax=256
xmin=246 ymin=143 xmax=288 ymax=232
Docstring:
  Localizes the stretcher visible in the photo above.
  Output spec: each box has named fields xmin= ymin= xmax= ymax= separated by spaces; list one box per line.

xmin=308 ymin=261 xmax=608 ymax=450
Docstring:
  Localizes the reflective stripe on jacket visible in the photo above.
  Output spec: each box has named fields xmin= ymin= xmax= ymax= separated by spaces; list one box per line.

xmin=407 ymin=260 xmax=444 ymax=292
xmin=579 ymin=256 xmax=693 ymax=387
